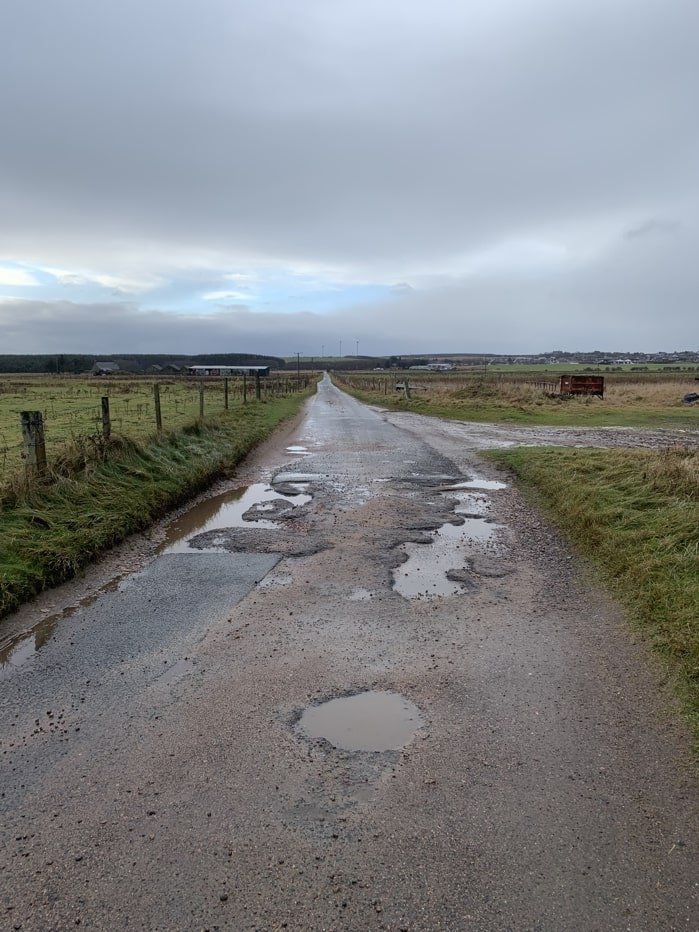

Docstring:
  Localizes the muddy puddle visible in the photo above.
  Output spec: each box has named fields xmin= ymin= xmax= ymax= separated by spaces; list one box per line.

xmin=285 ymin=444 xmax=313 ymax=456
xmin=298 ymin=690 xmax=422 ymax=751
xmin=159 ymin=483 xmax=311 ymax=554
xmin=393 ymin=510 xmax=505 ymax=600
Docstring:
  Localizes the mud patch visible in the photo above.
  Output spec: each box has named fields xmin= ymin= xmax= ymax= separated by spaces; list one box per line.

xmin=297 ymin=690 xmax=422 ymax=752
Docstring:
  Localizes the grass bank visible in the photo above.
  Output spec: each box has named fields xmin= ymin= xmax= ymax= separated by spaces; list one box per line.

xmin=336 ymin=374 xmax=699 ymax=429
xmin=0 ymin=393 xmax=310 ymax=619
xmin=487 ymin=445 xmax=699 ymax=739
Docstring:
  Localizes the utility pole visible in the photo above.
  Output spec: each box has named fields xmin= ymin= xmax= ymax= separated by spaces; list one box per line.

xmin=296 ymin=351 xmax=301 ymax=385
xmin=339 ymin=338 xmax=342 ymax=358
xmin=321 ymin=344 xmax=324 ymax=358
xmin=355 ymin=339 xmax=359 ymax=358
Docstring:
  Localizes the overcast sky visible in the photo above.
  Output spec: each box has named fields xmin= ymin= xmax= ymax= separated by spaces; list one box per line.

xmin=1 ymin=0 xmax=698 ymax=356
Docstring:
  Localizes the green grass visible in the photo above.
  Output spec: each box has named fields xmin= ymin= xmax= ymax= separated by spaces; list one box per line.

xmin=0 ymin=392 xmax=310 ymax=619
xmin=0 ymin=374 xmax=308 ymax=481
xmin=336 ymin=374 xmax=699 ymax=429
xmin=486 ymin=445 xmax=699 ymax=741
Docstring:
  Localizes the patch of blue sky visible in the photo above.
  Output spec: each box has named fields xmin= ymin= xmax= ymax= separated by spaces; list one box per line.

xmin=0 ymin=260 xmax=394 ymax=314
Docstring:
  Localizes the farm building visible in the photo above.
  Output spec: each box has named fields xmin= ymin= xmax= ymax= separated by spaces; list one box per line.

xmin=92 ymin=361 xmax=120 ymax=376
xmin=185 ymin=365 xmax=271 ymax=377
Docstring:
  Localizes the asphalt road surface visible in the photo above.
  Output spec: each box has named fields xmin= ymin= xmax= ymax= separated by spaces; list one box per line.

xmin=1 ymin=375 xmax=697 ymax=931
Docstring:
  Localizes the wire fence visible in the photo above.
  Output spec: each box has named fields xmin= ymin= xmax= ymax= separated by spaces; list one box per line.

xmin=0 ymin=375 xmax=309 ymax=488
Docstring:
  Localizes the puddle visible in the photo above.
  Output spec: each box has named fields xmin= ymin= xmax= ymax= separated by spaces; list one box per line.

xmin=298 ymin=690 xmax=422 ymax=751
xmin=159 ymin=483 xmax=311 ymax=554
xmin=454 ymin=492 xmax=490 ymax=516
xmin=286 ymin=445 xmax=312 ymax=456
xmin=393 ymin=518 xmax=505 ymax=599
xmin=0 ymin=574 xmax=128 ymax=678
xmin=445 ymin=478 xmax=507 ymax=491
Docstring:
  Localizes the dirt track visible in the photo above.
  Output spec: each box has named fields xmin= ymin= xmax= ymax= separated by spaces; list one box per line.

xmin=1 ymin=375 xmax=697 ymax=930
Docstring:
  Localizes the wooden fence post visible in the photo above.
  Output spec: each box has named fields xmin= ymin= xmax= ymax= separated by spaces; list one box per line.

xmin=199 ymin=383 xmax=205 ymax=419
xmin=243 ymin=374 xmax=247 ymax=404
xmin=224 ymin=378 xmax=229 ymax=410
xmin=153 ymin=384 xmax=163 ymax=431
xmin=101 ymin=396 xmax=111 ymax=440
xmin=255 ymin=372 xmax=261 ymax=400
xmin=20 ymin=411 xmax=47 ymax=476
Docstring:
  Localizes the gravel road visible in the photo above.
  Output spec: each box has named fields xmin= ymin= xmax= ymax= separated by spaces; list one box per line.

xmin=1 ymin=375 xmax=697 ymax=931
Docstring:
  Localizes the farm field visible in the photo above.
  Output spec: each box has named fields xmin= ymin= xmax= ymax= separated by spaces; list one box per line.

xmin=0 ymin=374 xmax=304 ymax=487
xmin=337 ymin=371 xmax=699 ymax=429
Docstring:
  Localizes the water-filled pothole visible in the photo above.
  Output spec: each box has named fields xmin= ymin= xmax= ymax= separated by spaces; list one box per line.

xmin=286 ymin=445 xmax=312 ymax=456
xmin=298 ymin=690 xmax=422 ymax=751
xmin=159 ymin=483 xmax=311 ymax=554
xmin=393 ymin=517 xmax=505 ymax=599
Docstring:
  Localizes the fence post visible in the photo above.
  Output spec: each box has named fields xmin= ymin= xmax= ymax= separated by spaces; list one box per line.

xmin=101 ymin=396 xmax=111 ymax=440
xmin=404 ymin=380 xmax=411 ymax=400
xmin=199 ymin=383 xmax=205 ymax=419
xmin=20 ymin=411 xmax=47 ymax=476
xmin=153 ymin=384 xmax=163 ymax=431
xmin=243 ymin=374 xmax=247 ymax=404
xmin=255 ymin=372 xmax=261 ymax=400
xmin=224 ymin=378 xmax=229 ymax=410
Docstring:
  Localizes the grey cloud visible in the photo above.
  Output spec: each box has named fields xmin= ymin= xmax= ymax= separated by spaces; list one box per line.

xmin=1 ymin=0 xmax=698 ymax=348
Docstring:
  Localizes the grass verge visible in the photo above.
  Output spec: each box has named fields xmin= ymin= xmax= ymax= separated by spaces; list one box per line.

xmin=0 ymin=393 xmax=310 ymax=619
xmin=486 ymin=445 xmax=699 ymax=741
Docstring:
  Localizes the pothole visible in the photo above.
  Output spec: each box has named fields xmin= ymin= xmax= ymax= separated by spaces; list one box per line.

xmin=159 ymin=483 xmax=311 ymax=554
xmin=393 ymin=517 xmax=505 ymax=599
xmin=297 ymin=690 xmax=422 ymax=752
xmin=286 ymin=445 xmax=312 ymax=456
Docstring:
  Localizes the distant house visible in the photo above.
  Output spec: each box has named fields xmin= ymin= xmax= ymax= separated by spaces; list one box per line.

xmin=146 ymin=364 xmax=163 ymax=373
xmin=92 ymin=361 xmax=120 ymax=376
xmin=163 ymin=364 xmax=182 ymax=373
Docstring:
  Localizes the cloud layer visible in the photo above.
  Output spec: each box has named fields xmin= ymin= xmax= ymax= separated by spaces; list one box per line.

xmin=1 ymin=0 xmax=697 ymax=352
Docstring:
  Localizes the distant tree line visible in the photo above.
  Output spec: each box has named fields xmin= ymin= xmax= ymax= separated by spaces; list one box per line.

xmin=0 ymin=353 xmax=287 ymax=374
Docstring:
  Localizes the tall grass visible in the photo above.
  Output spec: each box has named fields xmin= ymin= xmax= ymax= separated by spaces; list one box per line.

xmin=337 ymin=373 xmax=699 ymax=428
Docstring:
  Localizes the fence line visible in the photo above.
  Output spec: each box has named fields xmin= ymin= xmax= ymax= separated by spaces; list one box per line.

xmin=0 ymin=376 xmax=310 ymax=487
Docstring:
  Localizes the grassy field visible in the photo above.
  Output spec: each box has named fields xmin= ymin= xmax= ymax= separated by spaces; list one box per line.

xmin=0 ymin=374 xmax=309 ymax=486
xmin=487 ymin=445 xmax=699 ymax=744
xmin=337 ymin=372 xmax=699 ymax=428
xmin=0 ymin=389 xmax=313 ymax=618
